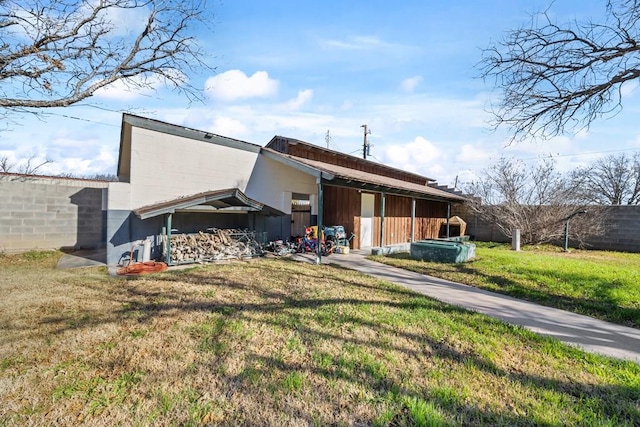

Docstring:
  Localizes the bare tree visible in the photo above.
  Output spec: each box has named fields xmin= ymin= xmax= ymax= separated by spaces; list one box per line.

xmin=480 ymin=1 xmax=640 ymax=141
xmin=0 ymin=0 xmax=211 ymax=114
xmin=0 ymin=155 xmax=15 ymax=172
xmin=465 ymin=157 xmax=606 ymax=245
xmin=571 ymin=152 xmax=640 ymax=205
xmin=0 ymin=153 xmax=51 ymax=174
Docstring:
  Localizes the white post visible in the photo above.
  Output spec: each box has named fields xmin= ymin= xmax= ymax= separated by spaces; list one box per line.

xmin=142 ymin=238 xmax=151 ymax=262
xmin=512 ymin=229 xmax=521 ymax=251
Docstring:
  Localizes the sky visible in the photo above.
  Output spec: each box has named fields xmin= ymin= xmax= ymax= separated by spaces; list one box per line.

xmin=3 ymin=0 xmax=640 ymax=189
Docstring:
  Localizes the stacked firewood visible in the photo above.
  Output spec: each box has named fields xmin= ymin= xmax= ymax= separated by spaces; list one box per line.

xmin=169 ymin=228 xmax=263 ymax=263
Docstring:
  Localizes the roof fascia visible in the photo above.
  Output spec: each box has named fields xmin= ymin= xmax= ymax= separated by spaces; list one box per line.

xmin=135 ymin=189 xmax=264 ymax=220
xmin=122 ymin=113 xmax=261 ymax=154
xmin=326 ymin=180 xmax=466 ymax=203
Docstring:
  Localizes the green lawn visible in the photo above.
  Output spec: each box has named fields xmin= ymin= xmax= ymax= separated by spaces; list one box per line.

xmin=370 ymin=243 xmax=640 ymax=328
xmin=0 ymin=251 xmax=639 ymax=426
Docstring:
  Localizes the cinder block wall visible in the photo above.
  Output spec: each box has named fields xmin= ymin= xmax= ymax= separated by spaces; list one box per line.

xmin=453 ymin=203 xmax=640 ymax=252
xmin=584 ymin=206 xmax=640 ymax=252
xmin=0 ymin=174 xmax=108 ymax=253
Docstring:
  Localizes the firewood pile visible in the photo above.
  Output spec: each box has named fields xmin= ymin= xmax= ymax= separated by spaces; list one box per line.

xmin=169 ymin=228 xmax=263 ymax=263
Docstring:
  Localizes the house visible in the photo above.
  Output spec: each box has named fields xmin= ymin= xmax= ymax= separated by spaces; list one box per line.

xmin=105 ymin=113 xmax=466 ymax=266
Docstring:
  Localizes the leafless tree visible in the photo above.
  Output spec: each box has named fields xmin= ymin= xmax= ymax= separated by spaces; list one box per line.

xmin=571 ymin=152 xmax=640 ymax=205
xmin=480 ymin=1 xmax=640 ymax=141
xmin=465 ymin=157 xmax=606 ymax=245
xmin=0 ymin=153 xmax=51 ymax=174
xmin=0 ymin=0 xmax=211 ymax=115
xmin=0 ymin=155 xmax=15 ymax=172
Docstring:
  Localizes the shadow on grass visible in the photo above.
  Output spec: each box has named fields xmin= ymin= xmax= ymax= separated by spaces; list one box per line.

xmin=121 ymin=262 xmax=639 ymax=425
xmin=14 ymin=259 xmax=639 ymax=425
xmin=379 ymin=253 xmax=640 ymax=328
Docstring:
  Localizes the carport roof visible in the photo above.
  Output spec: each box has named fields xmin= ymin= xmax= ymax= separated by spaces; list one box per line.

xmin=133 ymin=188 xmax=285 ymax=220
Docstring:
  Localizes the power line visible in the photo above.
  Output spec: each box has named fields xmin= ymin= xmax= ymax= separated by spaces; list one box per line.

xmin=435 ymin=146 xmax=640 ymax=168
xmin=39 ymin=111 xmax=120 ymax=128
xmin=514 ymin=146 xmax=640 ymax=161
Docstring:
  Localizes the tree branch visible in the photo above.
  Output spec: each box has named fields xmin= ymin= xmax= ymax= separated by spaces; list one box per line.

xmin=480 ymin=1 xmax=640 ymax=141
xmin=0 ymin=0 xmax=212 ymax=110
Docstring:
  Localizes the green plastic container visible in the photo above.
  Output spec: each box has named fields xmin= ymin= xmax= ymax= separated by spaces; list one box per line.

xmin=410 ymin=239 xmax=475 ymax=263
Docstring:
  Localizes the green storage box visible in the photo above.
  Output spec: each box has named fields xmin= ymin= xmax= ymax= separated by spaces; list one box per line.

xmin=410 ymin=239 xmax=475 ymax=263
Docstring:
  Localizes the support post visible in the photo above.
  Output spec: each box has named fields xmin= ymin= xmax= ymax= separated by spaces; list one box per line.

xmin=165 ymin=213 xmax=172 ymax=265
xmin=380 ymin=192 xmax=386 ymax=247
xmin=410 ymin=197 xmax=416 ymax=242
xmin=316 ymin=178 xmax=323 ymax=264
xmin=446 ymin=203 xmax=451 ymax=239
xmin=512 ymin=229 xmax=521 ymax=251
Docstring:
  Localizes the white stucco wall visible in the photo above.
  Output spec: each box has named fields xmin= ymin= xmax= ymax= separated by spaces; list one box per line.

xmin=245 ymin=155 xmax=318 ymax=214
xmin=128 ymin=127 xmax=259 ymax=208
xmin=107 ymin=182 xmax=132 ymax=211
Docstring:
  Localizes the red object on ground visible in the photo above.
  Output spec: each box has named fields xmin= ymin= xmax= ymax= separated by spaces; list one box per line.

xmin=116 ymin=261 xmax=168 ymax=276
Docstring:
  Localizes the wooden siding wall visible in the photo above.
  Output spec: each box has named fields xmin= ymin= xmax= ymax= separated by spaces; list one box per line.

xmin=322 ymin=185 xmax=360 ymax=248
xmin=373 ymin=195 xmax=448 ymax=247
xmin=269 ymin=137 xmax=427 ymax=185
xmin=323 ymin=185 xmax=450 ymax=249
xmin=414 ymin=199 xmax=449 ymax=241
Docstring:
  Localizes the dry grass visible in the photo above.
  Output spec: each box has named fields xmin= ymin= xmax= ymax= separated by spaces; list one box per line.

xmin=1 ymin=251 xmax=639 ymax=426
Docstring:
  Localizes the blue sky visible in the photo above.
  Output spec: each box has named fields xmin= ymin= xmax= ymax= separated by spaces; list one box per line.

xmin=3 ymin=0 xmax=640 ymax=188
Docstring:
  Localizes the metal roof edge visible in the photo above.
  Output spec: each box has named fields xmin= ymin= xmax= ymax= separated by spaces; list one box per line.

xmin=122 ymin=113 xmax=261 ymax=154
xmin=134 ymin=188 xmax=267 ymax=220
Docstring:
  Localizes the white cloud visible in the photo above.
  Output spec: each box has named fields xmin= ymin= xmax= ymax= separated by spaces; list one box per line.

xmin=41 ymin=146 xmax=116 ymax=176
xmin=80 ymin=0 xmax=150 ymax=37
xmin=94 ymin=79 xmax=152 ymax=101
xmin=205 ymin=70 xmax=279 ymax=102
xmin=282 ymin=89 xmax=313 ymax=110
xmin=94 ymin=72 xmax=187 ymax=101
xmin=320 ymin=35 xmax=412 ymax=52
xmin=621 ymin=80 xmax=639 ymax=98
xmin=209 ymin=117 xmax=250 ymax=139
xmin=456 ymin=169 xmax=480 ymax=186
xmin=458 ymin=144 xmax=493 ymax=163
xmin=401 ymin=76 xmax=422 ymax=93
xmin=382 ymin=136 xmax=442 ymax=173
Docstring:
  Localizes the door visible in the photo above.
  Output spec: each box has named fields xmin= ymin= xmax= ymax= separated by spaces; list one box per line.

xmin=291 ymin=210 xmax=310 ymax=237
xmin=291 ymin=195 xmax=311 ymax=238
xmin=360 ymin=193 xmax=374 ymax=248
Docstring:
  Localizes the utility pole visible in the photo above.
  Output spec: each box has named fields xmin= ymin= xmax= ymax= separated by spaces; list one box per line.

xmin=325 ymin=129 xmax=331 ymax=149
xmin=361 ymin=124 xmax=371 ymax=159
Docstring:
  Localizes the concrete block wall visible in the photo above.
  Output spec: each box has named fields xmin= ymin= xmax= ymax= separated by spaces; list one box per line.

xmin=452 ymin=203 xmax=640 ymax=252
xmin=0 ymin=174 xmax=108 ymax=253
xmin=583 ymin=206 xmax=640 ymax=252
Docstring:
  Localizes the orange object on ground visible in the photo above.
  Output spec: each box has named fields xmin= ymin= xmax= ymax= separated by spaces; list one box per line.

xmin=116 ymin=261 xmax=168 ymax=276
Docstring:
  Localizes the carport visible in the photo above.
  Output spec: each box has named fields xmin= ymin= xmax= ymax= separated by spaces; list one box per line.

xmin=132 ymin=188 xmax=284 ymax=265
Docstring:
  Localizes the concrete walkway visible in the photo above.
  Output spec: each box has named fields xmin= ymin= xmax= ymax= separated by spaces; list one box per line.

xmin=294 ymin=251 xmax=640 ymax=363
xmin=57 ymin=248 xmax=107 ymax=269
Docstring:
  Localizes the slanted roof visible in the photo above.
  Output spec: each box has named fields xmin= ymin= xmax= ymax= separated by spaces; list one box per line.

xmin=133 ymin=188 xmax=284 ymax=220
xmin=262 ymin=148 xmax=466 ymax=202
xmin=266 ymin=135 xmax=435 ymax=185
